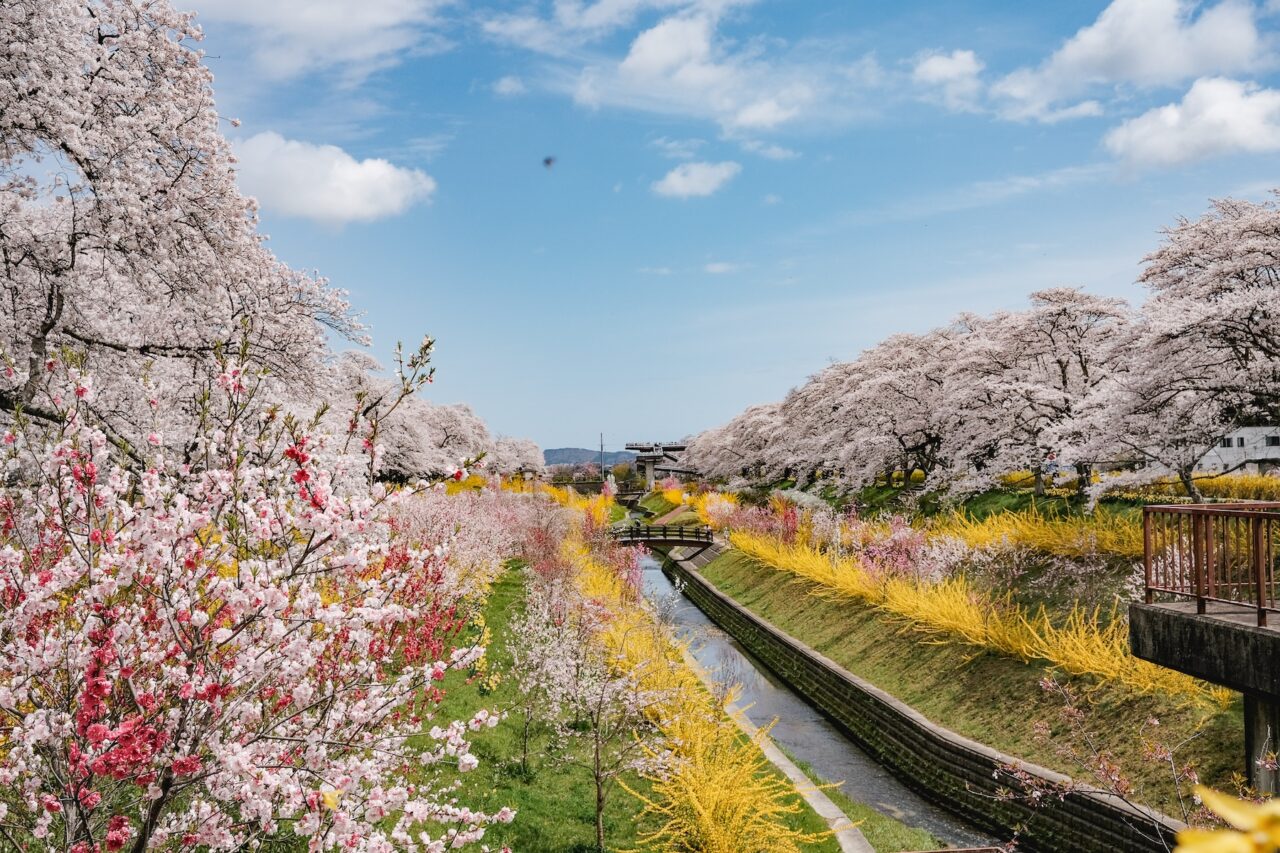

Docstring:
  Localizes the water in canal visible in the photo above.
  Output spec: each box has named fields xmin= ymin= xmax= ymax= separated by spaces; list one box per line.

xmin=639 ymin=554 xmax=998 ymax=849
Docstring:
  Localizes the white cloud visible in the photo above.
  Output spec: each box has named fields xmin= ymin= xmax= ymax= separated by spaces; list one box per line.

xmin=763 ymin=193 xmax=782 ymax=205
xmin=484 ymin=3 xmax=860 ymax=133
xmin=992 ymin=0 xmax=1269 ymax=121
xmin=651 ymin=160 xmax=741 ymax=198
xmin=1104 ymin=77 xmax=1280 ymax=166
xmin=733 ymin=97 xmax=803 ymax=129
xmin=620 ymin=14 xmax=713 ymax=76
xmin=651 ymin=136 xmax=705 ymax=158
xmin=493 ymin=75 xmax=527 ymax=96
xmin=194 ymin=0 xmax=452 ymax=79
xmin=235 ymin=132 xmax=436 ymax=224
xmin=912 ymin=49 xmax=985 ymax=111
xmin=740 ymin=139 xmax=799 ymax=160
xmin=704 ymin=261 xmax=737 ymax=273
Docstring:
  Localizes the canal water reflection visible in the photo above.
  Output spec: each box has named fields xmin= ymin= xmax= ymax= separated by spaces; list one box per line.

xmin=639 ymin=554 xmax=998 ymax=849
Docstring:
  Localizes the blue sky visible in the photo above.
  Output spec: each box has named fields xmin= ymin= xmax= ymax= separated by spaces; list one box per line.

xmin=190 ymin=0 xmax=1280 ymax=451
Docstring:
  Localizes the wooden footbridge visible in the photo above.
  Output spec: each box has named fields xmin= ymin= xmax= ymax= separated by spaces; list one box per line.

xmin=611 ymin=523 xmax=715 ymax=548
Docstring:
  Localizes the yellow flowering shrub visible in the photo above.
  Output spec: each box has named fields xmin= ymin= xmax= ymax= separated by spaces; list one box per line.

xmin=730 ymin=530 xmax=1227 ymax=703
xmin=661 ymin=487 xmax=688 ymax=508
xmin=445 ymin=473 xmax=488 ymax=495
xmin=541 ymin=483 xmax=614 ymax=528
xmin=562 ymin=537 xmax=824 ymax=852
xmin=929 ymin=507 xmax=1144 ymax=559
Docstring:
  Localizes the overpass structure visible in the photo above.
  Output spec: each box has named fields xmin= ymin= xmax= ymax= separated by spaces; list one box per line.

xmin=1130 ymin=502 xmax=1280 ymax=793
xmin=626 ymin=441 xmax=694 ymax=489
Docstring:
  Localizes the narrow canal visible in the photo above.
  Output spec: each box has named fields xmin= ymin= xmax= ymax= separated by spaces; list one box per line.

xmin=639 ymin=553 xmax=998 ymax=849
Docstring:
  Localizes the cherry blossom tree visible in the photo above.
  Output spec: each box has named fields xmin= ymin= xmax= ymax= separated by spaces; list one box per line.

xmin=1139 ymin=193 xmax=1280 ymax=421
xmin=485 ymin=437 xmax=544 ymax=477
xmin=0 ymin=0 xmax=356 ymax=461
xmin=684 ymin=403 xmax=786 ymax=483
xmin=841 ymin=329 xmax=961 ymax=489
xmin=942 ymin=290 xmax=1128 ymax=494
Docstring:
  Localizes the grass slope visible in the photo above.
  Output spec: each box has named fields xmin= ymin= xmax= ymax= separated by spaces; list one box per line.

xmin=697 ymin=550 xmax=1242 ymax=818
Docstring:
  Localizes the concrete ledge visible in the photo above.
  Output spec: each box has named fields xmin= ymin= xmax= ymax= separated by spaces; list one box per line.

xmin=1130 ymin=602 xmax=1280 ymax=700
xmin=664 ymin=549 xmax=1184 ymax=853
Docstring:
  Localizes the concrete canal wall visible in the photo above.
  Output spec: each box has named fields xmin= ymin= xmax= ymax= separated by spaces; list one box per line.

xmin=663 ymin=545 xmax=1184 ymax=853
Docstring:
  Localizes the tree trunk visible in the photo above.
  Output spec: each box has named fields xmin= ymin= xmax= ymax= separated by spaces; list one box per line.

xmin=130 ymin=772 xmax=173 ymax=853
xmin=594 ymin=733 xmax=606 ymax=851
xmin=1075 ymin=463 xmax=1091 ymax=497
xmin=1033 ymin=466 xmax=1046 ymax=497
xmin=521 ymin=712 xmax=532 ymax=772
xmin=1179 ymin=466 xmax=1203 ymax=502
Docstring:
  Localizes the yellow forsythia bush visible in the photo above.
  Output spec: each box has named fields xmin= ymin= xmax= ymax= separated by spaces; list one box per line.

xmin=661 ymin=487 xmax=688 ymax=508
xmin=1174 ymin=472 xmax=1280 ymax=502
xmin=541 ymin=484 xmax=614 ymax=528
xmin=929 ymin=507 xmax=1144 ymax=559
xmin=730 ymin=530 xmax=1227 ymax=703
xmin=565 ymin=539 xmax=823 ymax=852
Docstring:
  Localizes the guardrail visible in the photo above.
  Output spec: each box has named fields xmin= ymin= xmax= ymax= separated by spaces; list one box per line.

xmin=1144 ymin=502 xmax=1280 ymax=626
xmin=611 ymin=524 xmax=714 ymax=544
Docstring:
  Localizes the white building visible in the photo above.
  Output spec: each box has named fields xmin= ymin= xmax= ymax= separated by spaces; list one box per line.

xmin=1198 ymin=426 xmax=1280 ymax=474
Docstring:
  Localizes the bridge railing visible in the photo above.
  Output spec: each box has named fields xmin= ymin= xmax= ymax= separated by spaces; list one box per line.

xmin=611 ymin=524 xmax=714 ymax=544
xmin=1144 ymin=502 xmax=1280 ymax=626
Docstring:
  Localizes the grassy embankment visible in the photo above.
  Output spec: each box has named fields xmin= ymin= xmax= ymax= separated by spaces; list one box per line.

xmin=637 ymin=491 xmax=704 ymax=527
xmin=694 ymin=549 xmax=1241 ymax=817
xmin=426 ymin=567 xmax=856 ymax=852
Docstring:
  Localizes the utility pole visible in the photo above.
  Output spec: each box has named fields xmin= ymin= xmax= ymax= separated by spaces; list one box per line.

xmin=600 ymin=432 xmax=605 ymax=480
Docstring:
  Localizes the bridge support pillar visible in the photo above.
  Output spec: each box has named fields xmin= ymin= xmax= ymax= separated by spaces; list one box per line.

xmin=642 ymin=460 xmax=655 ymax=491
xmin=1246 ymin=694 xmax=1280 ymax=794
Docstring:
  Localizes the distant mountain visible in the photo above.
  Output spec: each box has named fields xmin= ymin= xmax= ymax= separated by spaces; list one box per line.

xmin=544 ymin=448 xmax=637 ymax=467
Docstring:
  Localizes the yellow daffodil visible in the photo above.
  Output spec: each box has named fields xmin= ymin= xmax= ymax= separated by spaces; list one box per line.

xmin=1177 ymin=787 xmax=1280 ymax=852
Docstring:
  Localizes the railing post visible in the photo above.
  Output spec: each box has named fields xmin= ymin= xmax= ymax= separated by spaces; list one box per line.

xmin=1143 ymin=508 xmax=1154 ymax=605
xmin=1194 ymin=513 xmax=1206 ymax=615
xmin=1254 ymin=516 xmax=1268 ymax=628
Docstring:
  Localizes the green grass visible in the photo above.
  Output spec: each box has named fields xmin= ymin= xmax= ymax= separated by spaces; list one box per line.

xmin=425 ymin=570 xmax=658 ymax=852
xmin=777 ymin=749 xmax=942 ymax=853
xmin=638 ymin=492 xmax=678 ymax=517
xmin=607 ymin=502 xmax=628 ymax=524
xmin=427 ymin=566 xmax=845 ymax=852
xmin=697 ymin=550 xmax=1241 ymax=819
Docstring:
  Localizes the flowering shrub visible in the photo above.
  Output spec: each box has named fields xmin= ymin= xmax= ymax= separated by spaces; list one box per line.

xmin=928 ymin=507 xmax=1144 ymax=559
xmin=729 ymin=530 xmax=1227 ymax=704
xmin=692 ymin=492 xmax=738 ymax=528
xmin=0 ymin=375 xmax=510 ymax=851
xmin=1176 ymin=786 xmax=1280 ymax=851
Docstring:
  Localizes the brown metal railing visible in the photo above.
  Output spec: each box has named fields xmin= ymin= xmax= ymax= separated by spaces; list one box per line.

xmin=1144 ymin=503 xmax=1280 ymax=626
xmin=611 ymin=524 xmax=714 ymax=545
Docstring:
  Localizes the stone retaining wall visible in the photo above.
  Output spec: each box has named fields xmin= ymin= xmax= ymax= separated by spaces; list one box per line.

xmin=664 ymin=547 xmax=1184 ymax=853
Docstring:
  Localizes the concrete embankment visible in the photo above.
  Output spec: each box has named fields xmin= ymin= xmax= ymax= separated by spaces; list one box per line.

xmin=662 ymin=544 xmax=1185 ymax=853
